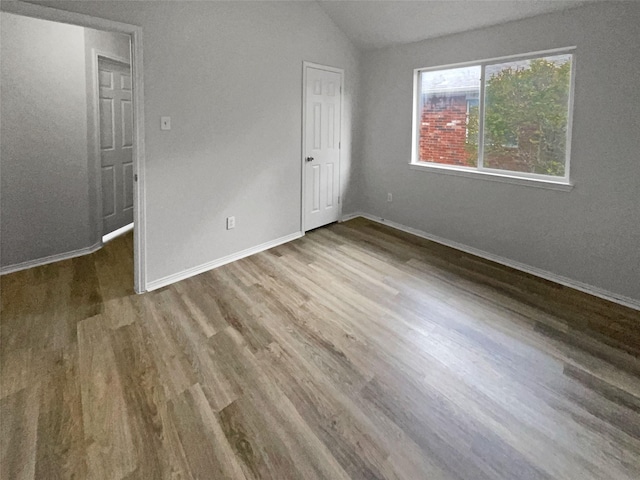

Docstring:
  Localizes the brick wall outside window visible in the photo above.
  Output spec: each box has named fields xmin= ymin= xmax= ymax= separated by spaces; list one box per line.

xmin=419 ymin=94 xmax=471 ymax=167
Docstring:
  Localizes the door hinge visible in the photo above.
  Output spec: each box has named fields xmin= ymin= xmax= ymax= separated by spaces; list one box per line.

xmin=339 ymin=141 xmax=341 ymax=149
xmin=134 ymin=174 xmax=138 ymax=182
xmin=338 ymin=195 xmax=341 ymax=204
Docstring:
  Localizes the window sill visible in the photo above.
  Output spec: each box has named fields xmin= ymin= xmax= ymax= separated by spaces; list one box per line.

xmin=409 ymin=163 xmax=574 ymax=191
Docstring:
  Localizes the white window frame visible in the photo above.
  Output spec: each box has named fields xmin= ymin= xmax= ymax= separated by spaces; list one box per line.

xmin=410 ymin=47 xmax=576 ymax=191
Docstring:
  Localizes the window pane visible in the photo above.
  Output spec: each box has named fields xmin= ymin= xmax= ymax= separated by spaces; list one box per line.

xmin=483 ymin=54 xmax=572 ymax=176
xmin=419 ymin=66 xmax=481 ymax=167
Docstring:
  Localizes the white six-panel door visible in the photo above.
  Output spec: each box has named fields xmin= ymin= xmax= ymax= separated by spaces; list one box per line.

xmin=99 ymin=57 xmax=134 ymax=236
xmin=304 ymin=65 xmax=342 ymax=231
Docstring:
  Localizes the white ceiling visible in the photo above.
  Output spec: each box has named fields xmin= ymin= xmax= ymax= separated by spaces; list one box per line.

xmin=316 ymin=1 xmax=594 ymax=50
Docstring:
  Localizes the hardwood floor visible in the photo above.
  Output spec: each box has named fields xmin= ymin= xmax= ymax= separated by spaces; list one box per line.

xmin=2 ymin=217 xmax=639 ymax=480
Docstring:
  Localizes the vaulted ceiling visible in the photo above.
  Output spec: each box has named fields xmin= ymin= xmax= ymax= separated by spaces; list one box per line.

xmin=316 ymin=1 xmax=594 ymax=50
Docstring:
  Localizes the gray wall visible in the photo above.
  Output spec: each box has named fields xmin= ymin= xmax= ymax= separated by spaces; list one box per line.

xmin=1 ymin=13 xmax=90 ymax=267
xmin=30 ymin=1 xmax=360 ymax=285
xmin=356 ymin=2 xmax=640 ymax=302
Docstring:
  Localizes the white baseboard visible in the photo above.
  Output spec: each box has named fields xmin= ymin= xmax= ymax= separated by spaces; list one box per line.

xmin=339 ymin=212 xmax=363 ymax=223
xmin=0 ymin=241 xmax=103 ymax=275
xmin=145 ymin=231 xmax=304 ymax=292
xmin=103 ymin=222 xmax=134 ymax=244
xmin=342 ymin=213 xmax=640 ymax=311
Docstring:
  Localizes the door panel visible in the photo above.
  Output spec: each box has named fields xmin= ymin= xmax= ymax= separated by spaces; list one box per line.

xmin=327 ymin=104 xmax=335 ymax=148
xmin=313 ymin=102 xmax=321 ymax=149
xmin=99 ymin=98 xmax=114 ymax=150
xmin=326 ymin=162 xmax=334 ymax=208
xmin=312 ymin=164 xmax=320 ymax=212
xmin=304 ymin=66 xmax=342 ymax=231
xmin=120 ymin=73 xmax=132 ymax=91
xmin=99 ymin=57 xmax=133 ymax=235
xmin=123 ymin=162 xmax=134 ymax=209
xmin=102 ymin=165 xmax=115 ymax=217
xmin=99 ymin=70 xmax=112 ymax=88
xmin=121 ymin=100 xmax=133 ymax=147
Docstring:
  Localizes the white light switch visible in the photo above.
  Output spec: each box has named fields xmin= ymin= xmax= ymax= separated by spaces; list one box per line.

xmin=160 ymin=116 xmax=171 ymax=130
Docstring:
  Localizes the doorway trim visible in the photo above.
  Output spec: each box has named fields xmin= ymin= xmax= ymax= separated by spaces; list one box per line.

xmin=1 ymin=0 xmax=147 ymax=293
xmin=301 ymin=61 xmax=344 ymax=233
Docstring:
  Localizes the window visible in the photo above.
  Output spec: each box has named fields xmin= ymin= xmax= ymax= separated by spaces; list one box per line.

xmin=412 ymin=49 xmax=575 ymax=186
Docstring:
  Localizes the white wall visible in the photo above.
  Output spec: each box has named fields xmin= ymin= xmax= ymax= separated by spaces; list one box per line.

xmin=28 ymin=0 xmax=360 ymax=286
xmin=84 ymin=27 xmax=131 ymax=245
xmin=0 ymin=13 xmax=90 ymax=268
xmin=356 ymin=2 xmax=640 ymax=303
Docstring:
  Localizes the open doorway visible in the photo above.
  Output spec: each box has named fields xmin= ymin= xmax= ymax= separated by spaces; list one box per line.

xmin=0 ymin=1 xmax=146 ymax=292
xmin=95 ymin=55 xmax=134 ymax=243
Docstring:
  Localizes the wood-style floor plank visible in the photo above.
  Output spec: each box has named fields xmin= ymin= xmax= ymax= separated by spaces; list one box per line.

xmin=169 ymin=383 xmax=247 ymax=480
xmin=0 ymin=385 xmax=40 ymax=480
xmin=34 ymin=348 xmax=87 ymax=480
xmin=77 ymin=315 xmax=137 ymax=480
xmin=1 ymin=218 xmax=639 ymax=479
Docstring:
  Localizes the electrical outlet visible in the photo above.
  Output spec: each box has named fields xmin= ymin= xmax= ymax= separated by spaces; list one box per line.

xmin=387 ymin=193 xmax=393 ymax=202
xmin=226 ymin=216 xmax=235 ymax=230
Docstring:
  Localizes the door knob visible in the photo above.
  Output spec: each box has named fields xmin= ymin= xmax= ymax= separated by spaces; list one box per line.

xmin=305 ymin=156 xmax=314 ymax=162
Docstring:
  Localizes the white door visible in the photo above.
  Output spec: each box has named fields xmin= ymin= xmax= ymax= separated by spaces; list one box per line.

xmin=304 ymin=65 xmax=342 ymax=231
xmin=99 ymin=57 xmax=134 ymax=235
